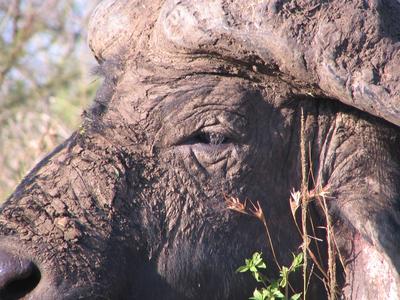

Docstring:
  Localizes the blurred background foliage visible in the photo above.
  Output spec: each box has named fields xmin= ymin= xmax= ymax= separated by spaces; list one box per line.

xmin=0 ymin=0 xmax=102 ymax=199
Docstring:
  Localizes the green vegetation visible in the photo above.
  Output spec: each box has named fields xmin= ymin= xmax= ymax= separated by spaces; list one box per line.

xmin=237 ymin=252 xmax=303 ymax=300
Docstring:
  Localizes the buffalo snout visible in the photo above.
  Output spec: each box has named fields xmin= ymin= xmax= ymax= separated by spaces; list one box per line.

xmin=0 ymin=249 xmax=41 ymax=300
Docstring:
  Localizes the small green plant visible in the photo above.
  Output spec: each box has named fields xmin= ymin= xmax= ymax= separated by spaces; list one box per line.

xmin=237 ymin=252 xmax=303 ymax=300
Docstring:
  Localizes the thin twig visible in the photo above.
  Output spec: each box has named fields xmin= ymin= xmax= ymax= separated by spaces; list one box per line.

xmin=300 ymin=108 xmax=309 ymax=299
xmin=320 ymin=192 xmax=336 ymax=300
xmin=248 ymin=200 xmax=281 ymax=271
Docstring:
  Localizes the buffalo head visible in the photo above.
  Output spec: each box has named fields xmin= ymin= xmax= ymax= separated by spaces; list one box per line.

xmin=0 ymin=0 xmax=399 ymax=299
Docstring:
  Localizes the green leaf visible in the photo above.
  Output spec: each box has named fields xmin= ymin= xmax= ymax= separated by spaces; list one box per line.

xmin=258 ymin=261 xmax=267 ymax=269
xmin=236 ymin=265 xmax=249 ymax=273
xmin=251 ymin=252 xmax=266 ymax=268
xmin=270 ymin=280 xmax=280 ymax=289
xmin=279 ymin=277 xmax=287 ymax=288
xmin=290 ymin=253 xmax=303 ymax=271
xmin=250 ymin=288 xmax=265 ymax=300
xmin=253 ymin=252 xmax=262 ymax=260
xmin=250 ymin=266 xmax=258 ymax=273
xmin=272 ymin=289 xmax=285 ymax=298
xmin=253 ymin=271 xmax=261 ymax=282
xmin=279 ymin=266 xmax=289 ymax=287
xmin=290 ymin=293 xmax=302 ymax=300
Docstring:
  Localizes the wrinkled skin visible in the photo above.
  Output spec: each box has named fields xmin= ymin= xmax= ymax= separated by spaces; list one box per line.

xmin=1 ymin=0 xmax=400 ymax=299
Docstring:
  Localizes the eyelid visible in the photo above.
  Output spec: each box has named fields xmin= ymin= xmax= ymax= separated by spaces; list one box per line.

xmin=179 ymin=130 xmax=231 ymax=146
xmin=175 ymin=123 xmax=245 ymax=146
xmin=154 ymin=111 xmax=249 ymax=149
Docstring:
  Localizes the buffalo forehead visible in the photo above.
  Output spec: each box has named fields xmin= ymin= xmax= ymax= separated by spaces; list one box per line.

xmin=155 ymin=0 xmax=400 ymax=127
xmin=154 ymin=0 xmax=306 ymax=78
xmin=89 ymin=0 xmax=400 ymax=127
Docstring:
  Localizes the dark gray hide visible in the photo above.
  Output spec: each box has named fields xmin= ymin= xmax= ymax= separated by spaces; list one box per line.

xmin=0 ymin=0 xmax=400 ymax=299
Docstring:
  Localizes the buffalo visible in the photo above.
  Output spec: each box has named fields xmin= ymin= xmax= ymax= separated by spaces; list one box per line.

xmin=0 ymin=0 xmax=399 ymax=299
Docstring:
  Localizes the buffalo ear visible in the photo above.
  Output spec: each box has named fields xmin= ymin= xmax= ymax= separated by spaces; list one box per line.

xmin=87 ymin=0 xmax=161 ymax=64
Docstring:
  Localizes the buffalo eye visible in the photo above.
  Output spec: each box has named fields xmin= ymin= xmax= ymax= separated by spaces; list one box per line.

xmin=182 ymin=131 xmax=232 ymax=146
xmin=196 ymin=132 xmax=229 ymax=145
